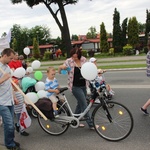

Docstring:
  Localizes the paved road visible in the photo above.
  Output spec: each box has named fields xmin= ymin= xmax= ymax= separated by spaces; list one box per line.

xmin=1 ymin=69 xmax=150 ymax=150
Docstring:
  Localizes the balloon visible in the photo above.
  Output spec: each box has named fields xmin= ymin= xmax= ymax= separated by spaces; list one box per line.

xmin=35 ymin=81 xmax=45 ymax=92
xmin=37 ymin=90 xmax=47 ymax=98
xmin=13 ymin=67 xmax=26 ymax=78
xmin=25 ymin=92 xmax=39 ymax=104
xmin=34 ymin=71 xmax=43 ymax=80
xmin=23 ymin=47 xmax=30 ymax=55
xmin=66 ymin=67 xmax=71 ymax=72
xmin=31 ymin=60 xmax=41 ymax=69
xmin=60 ymin=69 xmax=67 ymax=75
xmin=81 ymin=62 xmax=97 ymax=80
xmin=26 ymin=67 xmax=33 ymax=73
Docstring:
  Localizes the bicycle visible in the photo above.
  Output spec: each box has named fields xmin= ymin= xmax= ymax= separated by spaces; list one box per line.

xmin=37 ymin=80 xmax=134 ymax=142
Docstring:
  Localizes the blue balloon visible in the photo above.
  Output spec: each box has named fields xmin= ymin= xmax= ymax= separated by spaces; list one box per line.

xmin=66 ymin=67 xmax=71 ymax=72
xmin=60 ymin=70 xmax=67 ymax=75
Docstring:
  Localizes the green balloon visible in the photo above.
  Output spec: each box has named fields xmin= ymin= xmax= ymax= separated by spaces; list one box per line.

xmin=34 ymin=71 xmax=43 ymax=81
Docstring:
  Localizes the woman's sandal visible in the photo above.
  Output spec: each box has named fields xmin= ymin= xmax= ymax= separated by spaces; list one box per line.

xmin=79 ymin=124 xmax=85 ymax=128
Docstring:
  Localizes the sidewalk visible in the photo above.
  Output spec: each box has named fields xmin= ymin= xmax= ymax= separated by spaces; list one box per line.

xmin=41 ymin=55 xmax=146 ymax=65
xmin=39 ymin=55 xmax=146 ymax=71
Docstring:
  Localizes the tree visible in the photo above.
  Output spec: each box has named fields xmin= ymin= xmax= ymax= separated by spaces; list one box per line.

xmin=100 ymin=22 xmax=109 ymax=53
xmin=1 ymin=32 xmax=7 ymax=38
xmin=145 ymin=9 xmax=150 ymax=46
xmin=112 ymin=8 xmax=122 ymax=53
xmin=11 ymin=24 xmax=51 ymax=55
xmin=30 ymin=25 xmax=51 ymax=45
xmin=10 ymin=0 xmax=78 ymax=58
xmin=138 ymin=22 xmax=145 ymax=34
xmin=12 ymin=38 xmax=17 ymax=52
xmin=11 ymin=24 xmax=23 ymax=54
xmin=128 ymin=17 xmax=139 ymax=48
xmin=86 ymin=26 xmax=97 ymax=39
xmin=32 ymin=37 xmax=41 ymax=59
xmin=71 ymin=34 xmax=78 ymax=41
xmin=121 ymin=18 xmax=128 ymax=47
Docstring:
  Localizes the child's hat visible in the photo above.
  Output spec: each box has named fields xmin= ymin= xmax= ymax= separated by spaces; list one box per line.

xmin=89 ymin=57 xmax=97 ymax=63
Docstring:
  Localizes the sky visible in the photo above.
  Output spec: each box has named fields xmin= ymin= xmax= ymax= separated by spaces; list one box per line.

xmin=0 ymin=0 xmax=149 ymax=38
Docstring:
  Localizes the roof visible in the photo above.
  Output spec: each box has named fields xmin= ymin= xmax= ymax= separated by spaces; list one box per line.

xmin=28 ymin=44 xmax=53 ymax=49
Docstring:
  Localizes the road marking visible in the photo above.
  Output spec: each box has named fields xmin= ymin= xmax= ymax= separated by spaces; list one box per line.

xmin=60 ymin=85 xmax=150 ymax=89
xmin=111 ymin=85 xmax=150 ymax=88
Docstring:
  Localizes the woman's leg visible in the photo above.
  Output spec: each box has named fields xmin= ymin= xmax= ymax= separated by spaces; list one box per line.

xmin=72 ymin=86 xmax=93 ymax=127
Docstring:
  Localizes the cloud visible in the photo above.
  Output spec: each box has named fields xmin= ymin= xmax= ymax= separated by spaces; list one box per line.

xmin=0 ymin=0 xmax=149 ymax=38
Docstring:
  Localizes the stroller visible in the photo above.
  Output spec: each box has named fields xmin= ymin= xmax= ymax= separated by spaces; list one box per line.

xmin=21 ymin=77 xmax=37 ymax=117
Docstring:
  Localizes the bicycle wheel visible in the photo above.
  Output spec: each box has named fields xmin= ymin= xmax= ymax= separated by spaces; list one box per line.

xmin=92 ymin=101 xmax=134 ymax=141
xmin=31 ymin=108 xmax=38 ymax=118
xmin=38 ymin=102 xmax=70 ymax=136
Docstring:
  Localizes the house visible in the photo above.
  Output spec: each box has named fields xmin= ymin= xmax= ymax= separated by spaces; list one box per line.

xmin=28 ymin=44 xmax=54 ymax=56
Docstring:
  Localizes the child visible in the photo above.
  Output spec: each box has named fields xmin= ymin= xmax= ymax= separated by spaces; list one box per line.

xmin=96 ymin=69 xmax=114 ymax=96
xmin=13 ymin=78 xmax=29 ymax=136
xmin=45 ymin=67 xmax=64 ymax=117
xmin=89 ymin=57 xmax=114 ymax=96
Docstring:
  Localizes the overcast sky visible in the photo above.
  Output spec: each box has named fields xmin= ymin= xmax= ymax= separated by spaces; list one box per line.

xmin=0 ymin=0 xmax=149 ymax=38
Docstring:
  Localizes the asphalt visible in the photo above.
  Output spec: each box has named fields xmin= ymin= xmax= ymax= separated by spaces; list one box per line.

xmin=0 ymin=55 xmax=148 ymax=149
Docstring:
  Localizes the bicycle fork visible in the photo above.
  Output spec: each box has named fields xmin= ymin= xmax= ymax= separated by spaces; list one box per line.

xmin=102 ymin=103 xmax=113 ymax=123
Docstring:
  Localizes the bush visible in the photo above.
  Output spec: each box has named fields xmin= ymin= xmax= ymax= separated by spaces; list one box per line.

xmin=82 ymin=50 xmax=88 ymax=57
xmin=144 ymin=47 xmax=148 ymax=54
xmin=44 ymin=50 xmax=51 ymax=60
xmin=109 ymin=48 xmax=114 ymax=55
xmin=123 ymin=44 xmax=134 ymax=55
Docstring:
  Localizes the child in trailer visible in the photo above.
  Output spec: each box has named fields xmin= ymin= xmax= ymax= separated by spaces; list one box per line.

xmin=45 ymin=67 xmax=64 ymax=117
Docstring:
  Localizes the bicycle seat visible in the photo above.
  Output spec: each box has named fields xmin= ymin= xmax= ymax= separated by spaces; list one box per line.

xmin=58 ymin=87 xmax=68 ymax=93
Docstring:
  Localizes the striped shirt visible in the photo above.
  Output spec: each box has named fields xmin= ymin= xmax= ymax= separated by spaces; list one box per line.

xmin=146 ymin=50 xmax=150 ymax=77
xmin=14 ymin=91 xmax=24 ymax=114
xmin=45 ymin=77 xmax=59 ymax=97
xmin=0 ymin=62 xmax=14 ymax=106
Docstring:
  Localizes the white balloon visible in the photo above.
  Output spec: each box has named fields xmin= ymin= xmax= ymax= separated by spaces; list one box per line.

xmin=13 ymin=67 xmax=26 ymax=78
xmin=23 ymin=47 xmax=30 ymax=55
xmin=31 ymin=60 xmax=41 ymax=69
xmin=25 ymin=92 xmax=39 ymax=104
xmin=26 ymin=67 xmax=33 ymax=73
xmin=35 ymin=81 xmax=45 ymax=92
xmin=81 ymin=62 xmax=97 ymax=80
xmin=37 ymin=90 xmax=47 ymax=98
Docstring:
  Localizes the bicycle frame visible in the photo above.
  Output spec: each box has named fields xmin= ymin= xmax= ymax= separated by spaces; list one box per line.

xmin=57 ymin=93 xmax=95 ymax=128
xmin=38 ymin=80 xmax=134 ymax=141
